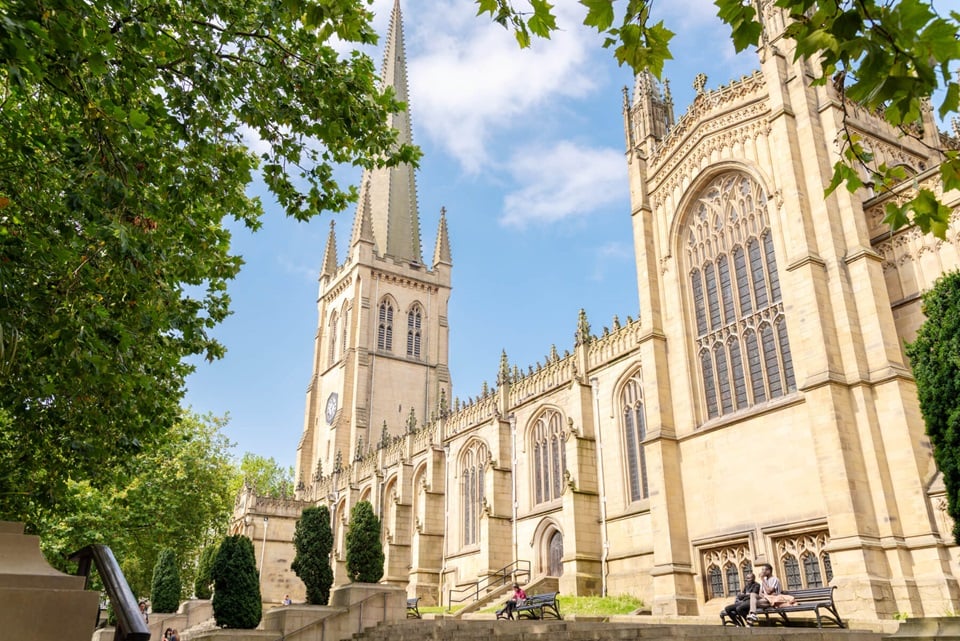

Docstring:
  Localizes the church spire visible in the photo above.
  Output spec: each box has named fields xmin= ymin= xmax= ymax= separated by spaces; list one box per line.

xmin=360 ymin=0 xmax=423 ymax=264
xmin=432 ymin=206 xmax=452 ymax=268
xmin=350 ymin=181 xmax=376 ymax=248
xmin=320 ymin=219 xmax=338 ymax=278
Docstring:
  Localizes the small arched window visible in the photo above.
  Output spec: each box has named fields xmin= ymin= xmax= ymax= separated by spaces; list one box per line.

xmin=377 ymin=299 xmax=394 ymax=352
xmin=620 ymin=374 xmax=648 ymax=502
xmin=327 ymin=311 xmax=338 ymax=367
xmin=684 ymin=173 xmax=796 ymax=420
xmin=532 ymin=410 xmax=566 ymax=506
xmin=460 ymin=441 xmax=488 ymax=547
xmin=406 ymin=305 xmax=422 ymax=359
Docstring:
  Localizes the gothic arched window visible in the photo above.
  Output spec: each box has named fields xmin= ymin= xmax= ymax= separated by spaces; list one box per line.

xmin=532 ymin=410 xmax=566 ymax=506
xmin=620 ymin=374 xmax=649 ymax=502
xmin=460 ymin=441 xmax=488 ymax=547
xmin=340 ymin=304 xmax=350 ymax=360
xmin=377 ymin=299 xmax=394 ymax=352
xmin=406 ymin=305 xmax=422 ymax=359
xmin=684 ymin=173 xmax=796 ymax=420
xmin=327 ymin=311 xmax=338 ymax=367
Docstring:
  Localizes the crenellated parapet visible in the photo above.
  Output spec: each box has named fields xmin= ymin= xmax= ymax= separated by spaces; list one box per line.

xmin=586 ymin=315 xmax=644 ymax=370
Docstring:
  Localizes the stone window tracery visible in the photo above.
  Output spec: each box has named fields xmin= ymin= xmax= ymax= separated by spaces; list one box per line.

xmin=620 ymin=374 xmax=649 ymax=502
xmin=684 ymin=173 xmax=796 ymax=420
xmin=406 ymin=304 xmax=423 ymax=359
xmin=460 ymin=441 xmax=488 ymax=547
xmin=377 ymin=299 xmax=394 ymax=352
xmin=773 ymin=531 xmax=832 ymax=589
xmin=532 ymin=410 xmax=566 ymax=506
xmin=700 ymin=541 xmax=752 ymax=599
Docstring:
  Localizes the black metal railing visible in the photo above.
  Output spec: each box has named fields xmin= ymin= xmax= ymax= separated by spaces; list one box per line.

xmin=447 ymin=559 xmax=531 ymax=607
xmin=71 ymin=544 xmax=151 ymax=641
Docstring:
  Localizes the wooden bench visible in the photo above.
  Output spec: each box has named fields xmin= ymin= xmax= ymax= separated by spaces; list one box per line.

xmin=515 ymin=592 xmax=562 ymax=620
xmin=406 ymin=597 xmax=421 ymax=619
xmin=747 ymin=586 xmax=844 ymax=628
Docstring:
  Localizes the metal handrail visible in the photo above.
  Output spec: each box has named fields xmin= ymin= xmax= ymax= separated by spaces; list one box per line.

xmin=70 ymin=544 xmax=151 ymax=641
xmin=447 ymin=559 xmax=531 ymax=607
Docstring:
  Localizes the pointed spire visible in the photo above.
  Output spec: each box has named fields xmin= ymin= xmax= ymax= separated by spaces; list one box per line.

xmin=497 ymin=349 xmax=510 ymax=386
xmin=351 ymin=181 xmax=376 ymax=248
xmin=433 ymin=206 xmax=452 ymax=267
xmin=575 ymin=308 xmax=592 ymax=346
xmin=320 ymin=219 xmax=338 ymax=278
xmin=358 ymin=0 xmax=423 ymax=264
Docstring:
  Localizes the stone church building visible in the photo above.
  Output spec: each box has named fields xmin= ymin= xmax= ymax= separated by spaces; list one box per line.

xmin=232 ymin=0 xmax=960 ymax=621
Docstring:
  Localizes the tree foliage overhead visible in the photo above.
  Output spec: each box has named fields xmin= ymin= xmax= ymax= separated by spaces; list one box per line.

xmin=35 ymin=412 xmax=236 ymax=598
xmin=291 ymin=505 xmax=334 ymax=605
xmin=906 ymin=270 xmax=960 ymax=545
xmin=230 ymin=453 xmax=296 ymax=499
xmin=0 ymin=0 xmax=419 ymax=520
xmin=476 ymin=0 xmax=960 ymax=236
xmin=345 ymin=500 xmax=383 ymax=583
xmin=212 ymin=534 xmax=262 ymax=629
xmin=151 ymin=548 xmax=182 ymax=613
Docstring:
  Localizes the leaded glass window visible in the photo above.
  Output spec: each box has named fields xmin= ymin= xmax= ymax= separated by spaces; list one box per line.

xmin=775 ymin=531 xmax=833 ymax=589
xmin=621 ymin=375 xmax=649 ymax=502
xmin=377 ymin=300 xmax=394 ymax=352
xmin=725 ymin=564 xmax=741 ymax=596
xmin=406 ymin=305 xmax=422 ymax=359
xmin=783 ymin=554 xmax=802 ymax=591
xmin=803 ymin=553 xmax=823 ymax=588
xmin=708 ymin=566 xmax=724 ymax=599
xmin=460 ymin=441 xmax=488 ymax=547
xmin=684 ymin=173 xmax=796 ymax=421
xmin=532 ymin=410 xmax=566 ymax=505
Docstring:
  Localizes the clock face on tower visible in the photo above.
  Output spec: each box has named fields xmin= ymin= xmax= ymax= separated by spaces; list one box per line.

xmin=325 ymin=392 xmax=338 ymax=425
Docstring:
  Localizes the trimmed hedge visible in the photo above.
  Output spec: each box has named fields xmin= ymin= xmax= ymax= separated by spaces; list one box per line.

xmin=211 ymin=535 xmax=262 ymax=628
xmin=194 ymin=543 xmax=218 ymax=600
xmin=292 ymin=506 xmax=334 ymax=604
xmin=150 ymin=548 xmax=181 ymax=613
xmin=345 ymin=500 xmax=383 ymax=583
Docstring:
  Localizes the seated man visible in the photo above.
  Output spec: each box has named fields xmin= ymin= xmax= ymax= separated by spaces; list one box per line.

xmin=746 ymin=563 xmax=796 ymax=625
xmin=722 ymin=571 xmax=760 ymax=626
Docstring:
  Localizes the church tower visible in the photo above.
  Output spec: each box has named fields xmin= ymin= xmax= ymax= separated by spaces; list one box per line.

xmin=294 ymin=0 xmax=453 ymax=492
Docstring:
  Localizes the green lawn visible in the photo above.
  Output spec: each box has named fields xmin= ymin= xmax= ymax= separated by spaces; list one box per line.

xmin=451 ymin=594 xmax=644 ymax=617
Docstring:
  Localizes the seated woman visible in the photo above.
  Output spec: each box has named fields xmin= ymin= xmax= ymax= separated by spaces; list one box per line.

xmin=499 ymin=583 xmax=526 ymax=620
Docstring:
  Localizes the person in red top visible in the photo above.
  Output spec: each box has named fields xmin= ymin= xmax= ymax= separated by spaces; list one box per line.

xmin=504 ymin=583 xmax=527 ymax=620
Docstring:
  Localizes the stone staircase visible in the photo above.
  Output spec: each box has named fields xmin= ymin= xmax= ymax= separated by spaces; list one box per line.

xmin=349 ymin=619 xmax=887 ymax=641
xmin=453 ymin=576 xmax=560 ymax=619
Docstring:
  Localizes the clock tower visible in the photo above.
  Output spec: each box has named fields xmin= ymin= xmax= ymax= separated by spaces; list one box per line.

xmin=294 ymin=0 xmax=453 ymax=490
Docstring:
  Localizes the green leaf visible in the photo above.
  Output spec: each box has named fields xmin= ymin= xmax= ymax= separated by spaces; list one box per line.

xmin=581 ymin=0 xmax=615 ymax=32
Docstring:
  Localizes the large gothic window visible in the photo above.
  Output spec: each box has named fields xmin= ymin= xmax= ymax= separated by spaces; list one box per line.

xmin=377 ymin=299 xmax=393 ymax=352
xmin=327 ymin=311 xmax=338 ymax=367
xmin=532 ymin=410 xmax=566 ymax=506
xmin=460 ymin=441 xmax=488 ymax=547
xmin=340 ymin=304 xmax=350 ymax=359
xmin=406 ymin=305 xmax=422 ymax=359
xmin=684 ymin=173 xmax=796 ymax=420
xmin=620 ymin=374 xmax=649 ymax=502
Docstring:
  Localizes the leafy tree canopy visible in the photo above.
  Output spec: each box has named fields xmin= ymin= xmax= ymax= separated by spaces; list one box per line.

xmin=476 ymin=0 xmax=960 ymax=236
xmin=906 ymin=270 xmax=960 ymax=545
xmin=0 ymin=0 xmax=419 ymax=519
xmin=36 ymin=412 xmax=236 ymax=597
xmin=230 ymin=452 xmax=296 ymax=499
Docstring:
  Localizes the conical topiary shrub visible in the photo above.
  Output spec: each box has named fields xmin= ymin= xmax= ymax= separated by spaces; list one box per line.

xmin=345 ymin=500 xmax=383 ymax=583
xmin=194 ymin=543 xmax=218 ymax=600
xmin=211 ymin=535 xmax=262 ymax=628
xmin=291 ymin=505 xmax=334 ymax=604
xmin=151 ymin=548 xmax=181 ymax=613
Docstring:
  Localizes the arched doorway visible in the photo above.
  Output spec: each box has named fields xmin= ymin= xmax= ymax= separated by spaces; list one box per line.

xmin=548 ymin=530 xmax=563 ymax=577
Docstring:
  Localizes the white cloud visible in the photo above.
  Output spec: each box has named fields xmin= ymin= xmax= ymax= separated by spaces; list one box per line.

xmin=500 ymin=141 xmax=627 ymax=227
xmin=404 ymin=1 xmax=600 ymax=173
xmin=591 ymin=241 xmax=632 ymax=281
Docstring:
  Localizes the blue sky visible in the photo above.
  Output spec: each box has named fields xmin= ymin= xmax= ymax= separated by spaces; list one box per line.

xmin=182 ymin=0 xmax=762 ymax=470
